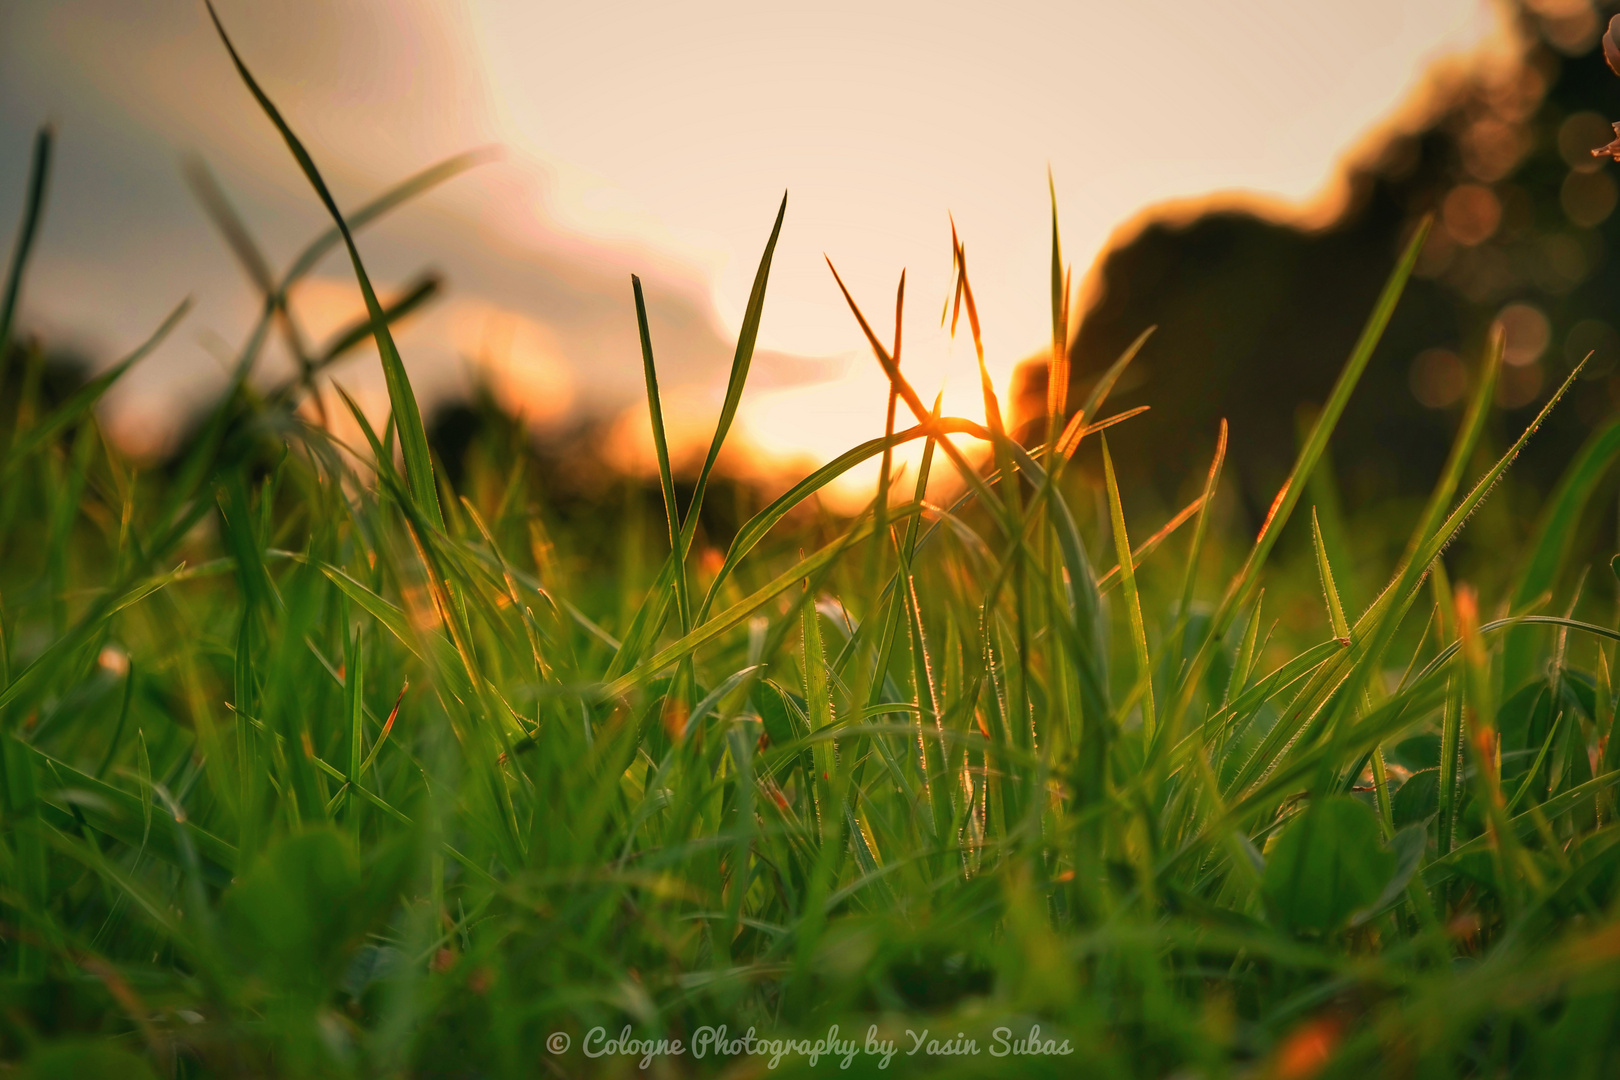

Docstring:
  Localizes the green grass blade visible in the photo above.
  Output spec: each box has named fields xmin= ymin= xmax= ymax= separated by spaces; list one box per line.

xmin=1103 ymin=435 xmax=1154 ymax=741
xmin=21 ymin=740 xmax=238 ymax=881
xmin=345 ymin=622 xmax=365 ymax=818
xmin=601 ymin=510 xmax=907 ymax=700
xmin=863 ymin=397 xmax=943 ymax=731
xmin=1227 ymin=590 xmax=1265 ymax=704
xmin=0 ymin=125 xmax=51 ymax=367
xmin=801 ymin=589 xmax=837 ymax=841
xmin=1174 ymin=420 xmax=1226 ymax=623
xmin=0 ymin=732 xmax=48 ymax=979
xmin=2 ymin=299 xmax=190 ymax=479
xmin=1228 ymin=326 xmax=1505 ymax=795
xmin=281 ymin=148 xmax=497 ymax=289
xmin=869 ymin=272 xmax=905 ymax=583
xmin=631 ymin=274 xmax=692 ymax=634
xmin=1163 ymin=420 xmax=1228 ymax=697
xmin=1406 ymin=358 xmax=1585 ymax=595
xmin=697 ymin=421 xmax=938 ymax=625
xmin=1170 ymin=217 xmax=1431 ymax=732
xmin=182 ymin=155 xmax=276 ymax=295
xmin=1077 ymin=326 xmax=1154 ymax=426
xmin=205 ymin=1 xmax=443 ymax=530
xmin=1046 ymin=168 xmax=1069 ymax=446
xmin=825 ymin=256 xmax=1010 ymax=531
xmin=1397 ymin=325 xmax=1503 ymax=580
xmin=664 ymin=193 xmax=786 ymax=575
xmin=312 ymin=272 xmax=442 ymax=368
xmin=1096 ymin=492 xmax=1206 ymax=594
xmin=1312 ymin=507 xmax=1351 ymax=645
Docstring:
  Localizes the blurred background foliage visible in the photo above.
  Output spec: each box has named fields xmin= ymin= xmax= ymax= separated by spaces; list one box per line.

xmin=1037 ymin=1 xmax=1620 ymax=524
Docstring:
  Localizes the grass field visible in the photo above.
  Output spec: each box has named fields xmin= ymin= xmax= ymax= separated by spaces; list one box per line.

xmin=6 ymin=12 xmax=1620 ymax=1079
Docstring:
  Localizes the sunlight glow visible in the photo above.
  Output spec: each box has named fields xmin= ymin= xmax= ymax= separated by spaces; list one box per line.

xmin=1 ymin=0 xmax=1502 ymax=495
xmin=469 ymin=0 xmax=1499 ymax=492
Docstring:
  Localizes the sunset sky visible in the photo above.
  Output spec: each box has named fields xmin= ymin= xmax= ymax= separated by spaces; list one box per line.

xmin=0 ymin=0 xmax=1503 ymax=503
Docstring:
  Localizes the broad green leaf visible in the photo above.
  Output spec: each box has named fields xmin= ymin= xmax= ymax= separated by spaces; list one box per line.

xmin=1262 ymin=795 xmax=1394 ymax=933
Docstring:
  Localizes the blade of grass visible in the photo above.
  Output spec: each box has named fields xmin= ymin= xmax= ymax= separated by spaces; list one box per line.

xmin=1076 ymin=327 xmax=1154 ymax=429
xmin=205 ymin=1 xmax=443 ymax=529
xmin=345 ymin=618 xmax=365 ymax=829
xmin=1096 ymin=492 xmax=1206 ymax=594
xmin=677 ymin=194 xmax=787 ymax=556
xmin=801 ymin=584 xmax=838 ymax=842
xmin=1174 ymin=419 xmax=1227 ymax=623
xmin=310 ymin=273 xmax=442 ymax=369
xmin=282 ymin=148 xmax=497 ymax=287
xmin=1312 ymin=507 xmax=1352 ymax=646
xmin=0 ymin=126 xmax=51 ymax=368
xmin=1046 ymin=168 xmax=1069 ymax=453
xmin=826 ymin=256 xmax=1010 ymax=533
xmin=601 ymin=509 xmax=911 ymax=701
xmin=2 ymin=299 xmax=190 ymax=480
xmin=1226 ymin=591 xmax=1265 ymax=705
xmin=631 ymin=274 xmax=692 ymax=634
xmin=1226 ymin=293 xmax=1515 ymax=796
xmin=1168 ymin=217 xmax=1431 ymax=733
xmin=611 ymin=198 xmax=786 ymax=674
xmin=867 ymin=271 xmax=905 ymax=594
xmin=1103 ymin=435 xmax=1154 ymax=742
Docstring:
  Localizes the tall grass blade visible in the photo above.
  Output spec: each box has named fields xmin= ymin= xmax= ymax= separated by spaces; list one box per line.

xmin=0 ymin=126 xmax=51 ymax=367
xmin=1103 ymin=435 xmax=1154 ymax=742
xmin=1096 ymin=492 xmax=1206 ymax=593
xmin=1312 ymin=507 xmax=1352 ymax=645
xmin=205 ymin=1 xmax=443 ymax=529
xmin=310 ymin=273 xmax=442 ymax=369
xmin=801 ymin=585 xmax=837 ymax=841
xmin=1175 ymin=419 xmax=1227 ymax=620
xmin=676 ymin=193 xmax=787 ymax=558
xmin=1046 ymin=168 xmax=1069 ymax=447
xmin=1227 ymin=590 xmax=1265 ymax=704
xmin=1171 ymin=217 xmax=1431 ymax=733
xmin=632 ymin=275 xmax=691 ymax=633
xmin=2 ymin=299 xmax=190 ymax=479
xmin=182 ymin=155 xmax=277 ymax=295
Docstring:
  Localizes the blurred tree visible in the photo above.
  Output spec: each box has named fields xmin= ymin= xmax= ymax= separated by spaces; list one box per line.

xmin=1020 ymin=1 xmax=1620 ymax=531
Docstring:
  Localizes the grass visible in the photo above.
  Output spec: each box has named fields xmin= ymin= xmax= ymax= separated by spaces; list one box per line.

xmin=5 ymin=13 xmax=1620 ymax=1078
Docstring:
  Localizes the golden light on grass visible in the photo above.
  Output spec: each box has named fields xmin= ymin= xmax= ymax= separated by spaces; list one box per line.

xmin=465 ymin=0 xmax=1499 ymax=487
xmin=7 ymin=7 xmax=1620 ymax=1066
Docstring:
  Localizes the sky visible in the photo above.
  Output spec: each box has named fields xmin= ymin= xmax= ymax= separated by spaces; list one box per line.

xmin=0 ymin=0 xmax=1504 ymax=504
